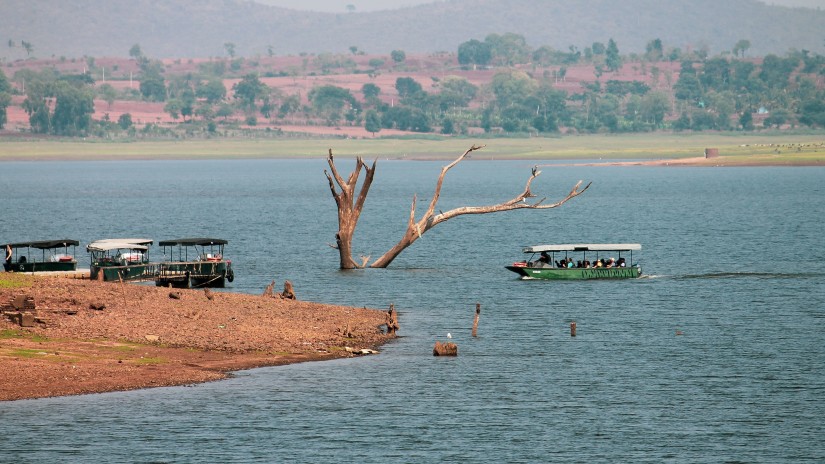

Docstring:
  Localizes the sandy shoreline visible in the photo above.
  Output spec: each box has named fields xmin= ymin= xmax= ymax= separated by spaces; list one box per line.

xmin=0 ymin=275 xmax=395 ymax=401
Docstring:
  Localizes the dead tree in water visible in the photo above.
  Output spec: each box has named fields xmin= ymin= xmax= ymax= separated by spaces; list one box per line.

xmin=325 ymin=145 xmax=590 ymax=269
xmin=324 ymin=150 xmax=377 ymax=269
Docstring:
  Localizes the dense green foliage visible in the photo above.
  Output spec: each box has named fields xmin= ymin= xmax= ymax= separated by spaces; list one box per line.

xmin=4 ymin=31 xmax=823 ymax=139
xmin=17 ymin=69 xmax=95 ymax=135
xmin=0 ymin=69 xmax=11 ymax=129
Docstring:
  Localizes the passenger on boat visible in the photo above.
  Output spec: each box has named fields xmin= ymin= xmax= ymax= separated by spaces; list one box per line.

xmin=536 ymin=252 xmax=552 ymax=268
xmin=595 ymin=259 xmax=604 ymax=268
xmin=606 ymin=257 xmax=616 ymax=268
xmin=617 ymin=257 xmax=626 ymax=267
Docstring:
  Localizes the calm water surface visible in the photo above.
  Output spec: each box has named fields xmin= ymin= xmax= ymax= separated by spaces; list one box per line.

xmin=0 ymin=159 xmax=823 ymax=462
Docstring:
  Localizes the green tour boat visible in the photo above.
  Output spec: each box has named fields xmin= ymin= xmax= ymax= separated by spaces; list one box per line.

xmin=87 ymin=239 xmax=155 ymax=282
xmin=3 ymin=239 xmax=80 ymax=273
xmin=156 ymin=238 xmax=234 ymax=288
xmin=506 ymin=243 xmax=642 ymax=280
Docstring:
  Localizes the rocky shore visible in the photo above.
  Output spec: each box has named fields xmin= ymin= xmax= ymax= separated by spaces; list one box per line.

xmin=0 ymin=275 xmax=395 ymax=401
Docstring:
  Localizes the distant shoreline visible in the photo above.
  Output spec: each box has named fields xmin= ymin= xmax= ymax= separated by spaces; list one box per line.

xmin=0 ymin=134 xmax=823 ymax=166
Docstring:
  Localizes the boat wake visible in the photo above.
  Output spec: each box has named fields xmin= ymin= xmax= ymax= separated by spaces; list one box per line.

xmin=676 ymin=271 xmax=825 ymax=280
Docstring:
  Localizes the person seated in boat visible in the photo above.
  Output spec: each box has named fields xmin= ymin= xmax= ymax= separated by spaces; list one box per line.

xmin=606 ymin=257 xmax=616 ymax=268
xmin=617 ymin=257 xmax=626 ymax=267
xmin=535 ymin=252 xmax=552 ymax=268
xmin=594 ymin=259 xmax=604 ymax=268
xmin=18 ymin=255 xmax=27 ymax=264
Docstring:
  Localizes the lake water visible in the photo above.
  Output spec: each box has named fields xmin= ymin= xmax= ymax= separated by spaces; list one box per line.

xmin=1 ymin=158 xmax=824 ymax=462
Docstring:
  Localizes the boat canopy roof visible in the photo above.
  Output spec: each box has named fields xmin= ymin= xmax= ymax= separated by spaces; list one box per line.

xmin=87 ymin=241 xmax=149 ymax=252
xmin=2 ymin=239 xmax=80 ymax=250
xmin=158 ymin=238 xmax=228 ymax=247
xmin=91 ymin=238 xmax=153 ymax=246
xmin=523 ymin=243 xmax=641 ymax=253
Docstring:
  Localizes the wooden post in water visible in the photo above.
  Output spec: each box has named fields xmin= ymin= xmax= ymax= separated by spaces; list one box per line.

xmin=386 ymin=303 xmax=399 ymax=335
xmin=570 ymin=321 xmax=577 ymax=337
xmin=472 ymin=303 xmax=481 ymax=337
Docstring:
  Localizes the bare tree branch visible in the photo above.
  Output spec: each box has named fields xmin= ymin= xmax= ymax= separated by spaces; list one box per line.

xmin=369 ymin=146 xmax=590 ymax=268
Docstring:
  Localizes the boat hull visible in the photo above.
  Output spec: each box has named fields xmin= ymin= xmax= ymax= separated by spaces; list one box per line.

xmin=155 ymin=261 xmax=232 ymax=288
xmin=4 ymin=261 xmax=78 ymax=273
xmin=91 ymin=264 xmax=154 ymax=282
xmin=506 ymin=265 xmax=641 ymax=280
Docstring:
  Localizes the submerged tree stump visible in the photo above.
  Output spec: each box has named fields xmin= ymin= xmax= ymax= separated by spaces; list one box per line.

xmin=341 ymin=321 xmax=353 ymax=338
xmin=277 ymin=280 xmax=296 ymax=300
xmin=433 ymin=341 xmax=458 ymax=356
xmin=262 ymin=280 xmax=275 ymax=297
xmin=386 ymin=303 xmax=399 ymax=335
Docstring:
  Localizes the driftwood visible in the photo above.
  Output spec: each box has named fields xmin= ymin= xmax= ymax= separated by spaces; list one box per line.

xmin=262 ymin=280 xmax=296 ymax=299
xmin=433 ymin=341 xmax=458 ymax=356
xmin=262 ymin=280 xmax=275 ymax=297
xmin=277 ymin=280 xmax=296 ymax=300
xmin=326 ymin=145 xmax=590 ymax=269
xmin=341 ymin=321 xmax=353 ymax=338
xmin=385 ymin=303 xmax=399 ymax=335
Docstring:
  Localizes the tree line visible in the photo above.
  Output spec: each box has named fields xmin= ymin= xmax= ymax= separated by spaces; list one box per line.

xmin=1 ymin=36 xmax=824 ymax=137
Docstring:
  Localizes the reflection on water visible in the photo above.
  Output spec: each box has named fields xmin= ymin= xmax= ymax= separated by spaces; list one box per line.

xmin=1 ymin=160 xmax=824 ymax=462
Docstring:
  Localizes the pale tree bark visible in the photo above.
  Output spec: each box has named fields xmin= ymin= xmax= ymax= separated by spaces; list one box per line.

xmin=325 ymin=145 xmax=590 ymax=269
xmin=324 ymin=149 xmax=377 ymax=269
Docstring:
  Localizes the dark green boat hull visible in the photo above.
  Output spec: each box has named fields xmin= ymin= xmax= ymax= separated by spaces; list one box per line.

xmin=91 ymin=264 xmax=154 ymax=282
xmin=4 ymin=261 xmax=77 ymax=273
xmin=506 ymin=265 xmax=641 ymax=280
xmin=155 ymin=261 xmax=232 ymax=288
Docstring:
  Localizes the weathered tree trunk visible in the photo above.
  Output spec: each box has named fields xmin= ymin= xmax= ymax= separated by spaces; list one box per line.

xmin=386 ymin=303 xmax=399 ymax=335
xmin=278 ymin=280 xmax=296 ymax=300
xmin=433 ymin=341 xmax=458 ymax=356
xmin=262 ymin=280 xmax=275 ymax=297
xmin=324 ymin=150 xmax=377 ymax=269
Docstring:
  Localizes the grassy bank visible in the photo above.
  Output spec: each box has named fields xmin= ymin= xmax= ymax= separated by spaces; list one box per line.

xmin=0 ymin=133 xmax=823 ymax=163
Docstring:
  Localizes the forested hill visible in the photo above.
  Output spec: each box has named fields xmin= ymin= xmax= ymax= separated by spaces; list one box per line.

xmin=2 ymin=0 xmax=823 ymax=59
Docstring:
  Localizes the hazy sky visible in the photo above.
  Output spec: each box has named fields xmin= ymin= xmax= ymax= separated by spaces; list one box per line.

xmin=254 ymin=0 xmax=824 ymax=12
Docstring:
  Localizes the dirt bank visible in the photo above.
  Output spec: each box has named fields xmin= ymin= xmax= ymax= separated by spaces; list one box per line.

xmin=0 ymin=275 xmax=395 ymax=401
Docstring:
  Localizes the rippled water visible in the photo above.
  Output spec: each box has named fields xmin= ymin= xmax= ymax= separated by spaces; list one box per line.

xmin=1 ymin=159 xmax=824 ymax=462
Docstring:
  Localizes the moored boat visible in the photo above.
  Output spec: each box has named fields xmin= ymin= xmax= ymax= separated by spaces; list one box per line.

xmin=506 ymin=243 xmax=642 ymax=280
xmin=2 ymin=239 xmax=80 ymax=273
xmin=156 ymin=238 xmax=234 ymax=288
xmin=87 ymin=239 xmax=155 ymax=282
